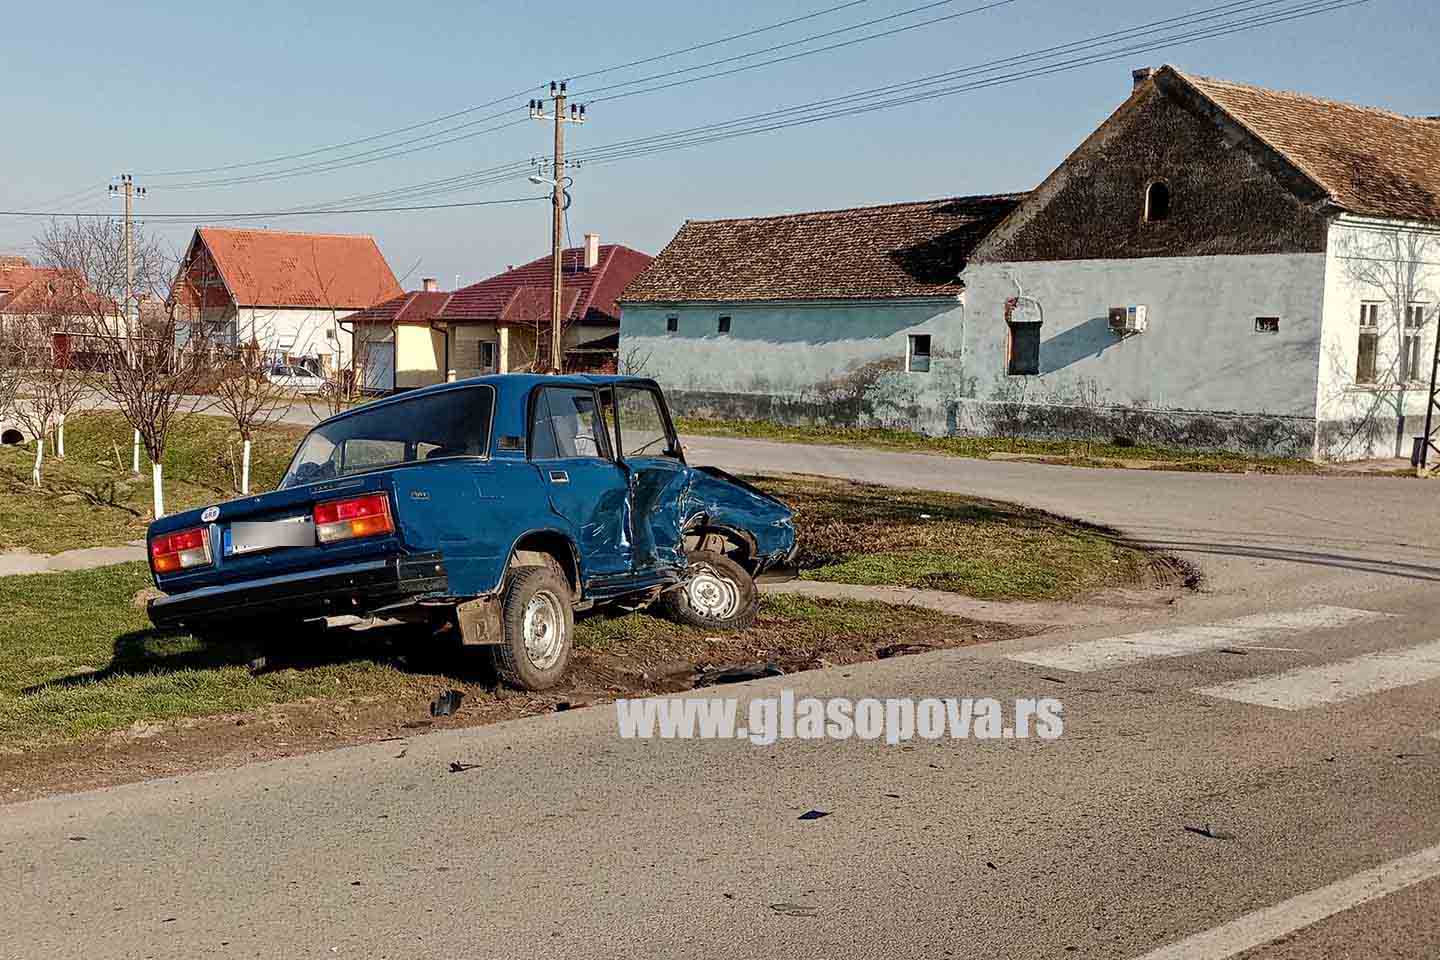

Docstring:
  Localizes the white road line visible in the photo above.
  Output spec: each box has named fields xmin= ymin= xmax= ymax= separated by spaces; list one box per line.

xmin=1195 ymin=638 xmax=1440 ymax=710
xmin=1008 ymin=606 xmax=1391 ymax=673
xmin=1130 ymin=842 xmax=1440 ymax=960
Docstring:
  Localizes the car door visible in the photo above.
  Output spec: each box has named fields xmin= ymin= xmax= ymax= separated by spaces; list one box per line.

xmin=529 ymin=385 xmax=632 ymax=579
xmin=606 ymin=383 xmax=690 ymax=572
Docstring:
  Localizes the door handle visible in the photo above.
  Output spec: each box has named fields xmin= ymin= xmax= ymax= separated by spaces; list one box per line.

xmin=549 ymin=470 xmax=570 ymax=484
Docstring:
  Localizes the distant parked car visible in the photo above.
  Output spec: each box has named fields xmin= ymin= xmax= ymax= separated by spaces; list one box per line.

xmin=145 ymin=375 xmax=798 ymax=691
xmin=265 ymin=364 xmax=326 ymax=394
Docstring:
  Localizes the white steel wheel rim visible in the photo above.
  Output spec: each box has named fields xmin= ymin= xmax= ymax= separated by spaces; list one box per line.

xmin=686 ymin=566 xmax=742 ymax=621
xmin=523 ymin=590 xmax=566 ymax=669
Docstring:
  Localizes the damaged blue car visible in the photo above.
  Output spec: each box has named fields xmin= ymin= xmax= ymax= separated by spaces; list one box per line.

xmin=145 ymin=375 xmax=797 ymax=690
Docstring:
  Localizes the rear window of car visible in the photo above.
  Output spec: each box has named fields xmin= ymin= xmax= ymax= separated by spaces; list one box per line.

xmin=281 ymin=386 xmax=494 ymax=487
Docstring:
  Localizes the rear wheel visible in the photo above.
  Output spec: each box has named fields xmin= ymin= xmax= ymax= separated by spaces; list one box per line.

xmin=491 ymin=565 xmax=574 ymax=691
xmin=658 ymin=550 xmax=759 ymax=632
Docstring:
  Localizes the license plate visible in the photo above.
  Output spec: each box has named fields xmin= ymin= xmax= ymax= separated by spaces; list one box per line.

xmin=225 ymin=516 xmax=316 ymax=556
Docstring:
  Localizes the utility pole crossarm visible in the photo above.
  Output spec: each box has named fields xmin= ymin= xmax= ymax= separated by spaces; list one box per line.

xmin=529 ymin=82 xmax=586 ymax=374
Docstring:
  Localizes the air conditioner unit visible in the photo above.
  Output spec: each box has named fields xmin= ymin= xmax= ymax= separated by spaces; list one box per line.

xmin=1108 ymin=305 xmax=1148 ymax=335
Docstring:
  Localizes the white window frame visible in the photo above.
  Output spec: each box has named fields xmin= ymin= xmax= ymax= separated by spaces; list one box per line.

xmin=906 ymin=333 xmax=932 ymax=374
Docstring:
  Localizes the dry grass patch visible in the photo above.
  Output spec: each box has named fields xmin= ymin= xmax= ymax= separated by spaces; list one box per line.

xmin=753 ymin=474 xmax=1154 ymax=601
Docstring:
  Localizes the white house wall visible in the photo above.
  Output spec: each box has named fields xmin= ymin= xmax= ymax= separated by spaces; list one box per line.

xmin=620 ymin=298 xmax=966 ymax=432
xmin=959 ymin=254 xmax=1327 ymax=456
xmin=1316 ymin=216 xmax=1440 ymax=460
xmin=228 ymin=306 xmax=354 ymax=369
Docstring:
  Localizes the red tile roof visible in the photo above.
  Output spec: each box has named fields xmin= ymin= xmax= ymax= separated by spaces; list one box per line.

xmin=1169 ymin=66 xmax=1440 ymax=223
xmin=0 ymin=257 xmax=109 ymax=316
xmin=619 ymin=194 xmax=1025 ymax=303
xmin=182 ymin=228 xmax=403 ymax=309
xmin=439 ymin=243 xmax=653 ymax=326
xmin=347 ymin=290 xmax=452 ymax=326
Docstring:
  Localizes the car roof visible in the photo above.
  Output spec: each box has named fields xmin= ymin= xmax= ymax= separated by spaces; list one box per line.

xmin=312 ymin=373 xmax=656 ymax=430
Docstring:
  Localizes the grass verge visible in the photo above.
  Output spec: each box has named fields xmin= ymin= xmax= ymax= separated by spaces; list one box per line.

xmin=0 ymin=412 xmax=307 ymax=554
xmin=677 ymin=416 xmax=1325 ymax=474
xmin=0 ymin=563 xmax=1017 ymax=756
xmin=761 ymin=473 xmax=1154 ymax=600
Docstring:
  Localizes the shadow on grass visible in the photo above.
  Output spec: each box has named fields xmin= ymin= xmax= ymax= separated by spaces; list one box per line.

xmin=22 ymin=621 xmax=498 ymax=695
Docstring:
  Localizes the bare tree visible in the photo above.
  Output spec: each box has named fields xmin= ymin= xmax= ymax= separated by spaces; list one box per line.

xmin=1321 ymin=226 xmax=1440 ymax=460
xmin=0 ymin=321 xmax=22 ymax=433
xmin=35 ymin=217 xmax=212 ymax=518
xmin=618 ymin=342 xmax=653 ymax=376
xmin=299 ymin=240 xmax=386 ymax=419
xmin=212 ymin=338 xmax=289 ymax=494
xmin=7 ymin=323 xmax=61 ymax=486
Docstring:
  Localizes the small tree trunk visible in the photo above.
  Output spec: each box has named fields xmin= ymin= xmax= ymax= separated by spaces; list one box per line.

xmin=56 ymin=415 xmax=65 ymax=459
xmin=241 ymin=438 xmax=252 ymax=495
xmin=132 ymin=429 xmax=141 ymax=475
xmin=152 ymin=462 xmax=166 ymax=518
xmin=32 ymin=436 xmax=44 ymax=488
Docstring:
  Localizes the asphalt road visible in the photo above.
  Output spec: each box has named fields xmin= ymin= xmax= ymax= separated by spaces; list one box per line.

xmin=5 ymin=438 xmax=1439 ymax=959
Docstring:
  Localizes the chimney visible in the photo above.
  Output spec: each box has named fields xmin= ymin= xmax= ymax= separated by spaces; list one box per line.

xmin=583 ymin=233 xmax=600 ymax=270
xmin=1132 ymin=67 xmax=1154 ymax=89
xmin=421 ymin=277 xmax=439 ymax=292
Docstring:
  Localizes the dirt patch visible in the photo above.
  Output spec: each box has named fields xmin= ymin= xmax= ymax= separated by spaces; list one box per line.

xmin=0 ymin=599 xmax=1030 ymax=803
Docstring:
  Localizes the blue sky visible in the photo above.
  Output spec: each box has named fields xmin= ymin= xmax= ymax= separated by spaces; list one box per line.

xmin=1 ymin=0 xmax=1435 ymax=289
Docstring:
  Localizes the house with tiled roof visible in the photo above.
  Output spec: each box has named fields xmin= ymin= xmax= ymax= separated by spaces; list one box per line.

xmin=625 ymin=66 xmax=1440 ymax=461
xmin=962 ymin=65 xmax=1440 ymax=461
xmin=350 ymin=234 xmax=651 ymax=391
xmin=172 ymin=227 xmax=402 ymax=375
xmin=617 ymin=194 xmax=1022 ymax=424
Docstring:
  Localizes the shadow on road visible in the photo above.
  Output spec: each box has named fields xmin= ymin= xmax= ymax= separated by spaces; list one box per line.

xmin=1138 ymin=539 xmax=1440 ymax=582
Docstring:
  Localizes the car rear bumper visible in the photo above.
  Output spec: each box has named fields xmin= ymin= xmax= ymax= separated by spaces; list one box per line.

xmin=148 ymin=552 xmax=449 ymax=629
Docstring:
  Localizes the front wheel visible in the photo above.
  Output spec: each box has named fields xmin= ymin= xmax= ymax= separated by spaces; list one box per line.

xmin=491 ymin=565 xmax=574 ymax=690
xmin=658 ymin=550 xmax=760 ymax=632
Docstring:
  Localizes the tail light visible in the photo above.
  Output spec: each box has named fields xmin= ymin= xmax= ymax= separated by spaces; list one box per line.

xmin=151 ymin=527 xmax=213 ymax=574
xmin=314 ymin=493 xmax=394 ymax=544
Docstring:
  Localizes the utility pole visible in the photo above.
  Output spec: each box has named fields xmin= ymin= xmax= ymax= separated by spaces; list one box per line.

xmin=108 ymin=174 xmax=146 ymax=342
xmin=1420 ymin=307 xmax=1440 ymax=474
xmin=109 ymin=174 xmax=145 ymax=475
xmin=529 ymin=84 xmax=585 ymax=373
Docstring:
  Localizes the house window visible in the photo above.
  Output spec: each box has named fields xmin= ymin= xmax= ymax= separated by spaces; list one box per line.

xmin=906 ymin=334 xmax=932 ymax=373
xmin=666 ymin=316 xmax=678 ymax=333
xmin=1007 ymin=323 xmax=1041 ymax=376
xmin=1404 ymin=303 xmax=1429 ymax=382
xmin=717 ymin=315 xmax=731 ymax=334
xmin=1356 ymin=302 xmax=1380 ymax=384
xmin=479 ymin=340 xmax=497 ymax=370
xmin=1254 ymin=317 xmax=1280 ymax=334
xmin=1144 ymin=181 xmax=1172 ymax=222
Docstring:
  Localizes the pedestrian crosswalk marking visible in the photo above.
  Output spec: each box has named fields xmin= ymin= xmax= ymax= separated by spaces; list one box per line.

xmin=1195 ymin=639 xmax=1440 ymax=710
xmin=1008 ymin=606 xmax=1391 ymax=673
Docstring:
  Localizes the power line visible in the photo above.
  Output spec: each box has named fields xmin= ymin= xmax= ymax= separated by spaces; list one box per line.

xmin=134 ymin=0 xmax=884 ymax=182
xmin=294 ymin=0 xmax=1349 ymax=212
xmin=565 ymin=0 xmax=877 ymax=83
xmin=143 ymin=0 xmax=970 ymax=193
xmin=580 ymin=0 xmax=1017 ymax=102
xmin=0 ymin=196 xmax=548 ymax=221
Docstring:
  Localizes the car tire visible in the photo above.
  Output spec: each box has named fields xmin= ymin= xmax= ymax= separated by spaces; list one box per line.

xmin=658 ymin=550 xmax=759 ymax=632
xmin=491 ymin=565 xmax=575 ymax=691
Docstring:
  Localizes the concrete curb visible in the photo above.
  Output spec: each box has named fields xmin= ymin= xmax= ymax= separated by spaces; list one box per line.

xmin=0 ymin=544 xmax=146 ymax=577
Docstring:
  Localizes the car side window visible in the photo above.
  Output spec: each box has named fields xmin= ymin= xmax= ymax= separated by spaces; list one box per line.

xmin=530 ymin=387 xmax=609 ymax=460
xmin=615 ymin=386 xmax=674 ymax=459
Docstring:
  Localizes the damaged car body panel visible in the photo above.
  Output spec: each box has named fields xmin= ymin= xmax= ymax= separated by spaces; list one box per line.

xmin=145 ymin=375 xmax=796 ymax=680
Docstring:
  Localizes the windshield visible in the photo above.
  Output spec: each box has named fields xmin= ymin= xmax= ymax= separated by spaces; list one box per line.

xmin=281 ymin=385 xmax=494 ymax=488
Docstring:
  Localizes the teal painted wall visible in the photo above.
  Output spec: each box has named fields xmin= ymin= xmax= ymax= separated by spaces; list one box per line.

xmin=619 ymin=297 xmax=968 ymax=433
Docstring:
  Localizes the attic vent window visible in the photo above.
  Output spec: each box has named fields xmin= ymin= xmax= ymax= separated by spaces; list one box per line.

xmin=1254 ymin=317 xmax=1280 ymax=334
xmin=1144 ymin=181 xmax=1172 ymax=222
